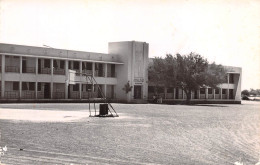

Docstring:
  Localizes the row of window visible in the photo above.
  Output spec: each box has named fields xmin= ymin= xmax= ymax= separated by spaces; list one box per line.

xmin=148 ymin=87 xmax=230 ymax=95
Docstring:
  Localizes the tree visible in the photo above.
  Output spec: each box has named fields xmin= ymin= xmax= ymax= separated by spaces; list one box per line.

xmin=241 ymin=90 xmax=250 ymax=96
xmin=149 ymin=52 xmax=226 ymax=103
xmin=176 ymin=53 xmax=226 ymax=102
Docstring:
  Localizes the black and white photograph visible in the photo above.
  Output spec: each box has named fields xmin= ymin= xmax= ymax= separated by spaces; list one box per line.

xmin=0 ymin=0 xmax=259 ymax=164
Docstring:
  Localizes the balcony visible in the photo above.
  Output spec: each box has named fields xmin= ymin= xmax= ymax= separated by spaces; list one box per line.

xmin=53 ymin=68 xmax=65 ymax=75
xmin=22 ymin=91 xmax=35 ymax=99
xmin=82 ymin=70 xmax=92 ymax=75
xmin=53 ymin=92 xmax=65 ymax=99
xmin=39 ymin=68 xmax=51 ymax=74
xmin=22 ymin=67 xmax=36 ymax=74
xmin=5 ymin=66 xmax=20 ymax=73
xmin=5 ymin=91 xmax=19 ymax=99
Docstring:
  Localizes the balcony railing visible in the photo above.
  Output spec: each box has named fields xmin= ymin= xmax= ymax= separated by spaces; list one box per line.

xmin=5 ymin=91 xmax=19 ymax=99
xmin=22 ymin=91 xmax=35 ymax=99
xmin=107 ymin=71 xmax=116 ymax=78
xmin=53 ymin=68 xmax=65 ymax=75
xmin=69 ymin=92 xmax=80 ymax=99
xmin=82 ymin=70 xmax=92 ymax=75
xmin=39 ymin=68 xmax=51 ymax=74
xmin=5 ymin=66 xmax=20 ymax=73
xmin=22 ymin=67 xmax=36 ymax=73
xmin=94 ymin=70 xmax=105 ymax=77
xmin=53 ymin=92 xmax=65 ymax=99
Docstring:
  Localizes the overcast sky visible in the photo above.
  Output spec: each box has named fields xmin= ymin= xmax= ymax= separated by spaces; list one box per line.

xmin=0 ymin=0 xmax=259 ymax=90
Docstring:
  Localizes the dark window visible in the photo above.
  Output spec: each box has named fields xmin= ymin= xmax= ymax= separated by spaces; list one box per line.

xmin=148 ymin=86 xmax=154 ymax=93
xmin=86 ymin=62 xmax=92 ymax=70
xmin=86 ymin=84 xmax=92 ymax=91
xmin=215 ymin=88 xmax=219 ymax=94
xmin=222 ymin=89 xmax=227 ymax=94
xmin=208 ymin=88 xmax=212 ymax=94
xmin=53 ymin=60 xmax=58 ymax=68
xmin=37 ymin=83 xmax=41 ymax=91
xmin=157 ymin=87 xmax=164 ymax=93
xmin=44 ymin=59 xmax=50 ymax=68
xmin=13 ymin=82 xmax=19 ymax=90
xmin=60 ymin=60 xmax=65 ymax=69
xmin=73 ymin=84 xmax=79 ymax=91
xmin=229 ymin=74 xmax=234 ymax=84
xmin=29 ymin=82 xmax=35 ymax=91
xmin=22 ymin=82 xmax=28 ymax=90
xmin=167 ymin=88 xmax=174 ymax=93
xmin=74 ymin=61 xmax=79 ymax=70
xmin=200 ymin=88 xmax=205 ymax=94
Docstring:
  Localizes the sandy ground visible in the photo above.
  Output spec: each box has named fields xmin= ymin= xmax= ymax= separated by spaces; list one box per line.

xmin=0 ymin=101 xmax=260 ymax=165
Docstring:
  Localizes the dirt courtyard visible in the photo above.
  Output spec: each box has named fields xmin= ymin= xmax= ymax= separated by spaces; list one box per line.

xmin=0 ymin=102 xmax=260 ymax=165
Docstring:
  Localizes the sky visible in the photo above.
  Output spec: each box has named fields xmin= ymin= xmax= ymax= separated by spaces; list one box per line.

xmin=0 ymin=0 xmax=259 ymax=90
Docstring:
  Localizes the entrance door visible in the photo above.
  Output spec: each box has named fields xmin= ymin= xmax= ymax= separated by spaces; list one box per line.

xmin=44 ymin=83 xmax=50 ymax=99
xmin=134 ymin=85 xmax=142 ymax=99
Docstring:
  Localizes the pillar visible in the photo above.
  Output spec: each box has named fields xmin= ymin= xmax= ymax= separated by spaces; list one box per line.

xmin=92 ymin=62 xmax=95 ymax=76
xmin=198 ymin=89 xmax=200 ymax=99
xmin=35 ymin=58 xmax=38 ymax=99
xmin=1 ymin=55 xmax=5 ymax=98
xmin=19 ymin=56 xmax=22 ymax=99
xmin=173 ymin=88 xmax=176 ymax=99
xmin=227 ymin=73 xmax=230 ymax=99
xmin=206 ymin=88 xmax=208 ymax=99
xmin=104 ymin=63 xmax=107 ymax=77
xmin=79 ymin=61 xmax=82 ymax=99
xmin=104 ymin=84 xmax=107 ymax=98
xmin=65 ymin=60 xmax=69 ymax=99
xmin=50 ymin=59 xmax=53 ymax=99
xmin=220 ymin=88 xmax=223 ymax=99
xmin=213 ymin=89 xmax=215 ymax=99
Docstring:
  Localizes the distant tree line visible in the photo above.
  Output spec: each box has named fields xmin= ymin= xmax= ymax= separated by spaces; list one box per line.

xmin=148 ymin=52 xmax=226 ymax=102
xmin=241 ymin=89 xmax=260 ymax=96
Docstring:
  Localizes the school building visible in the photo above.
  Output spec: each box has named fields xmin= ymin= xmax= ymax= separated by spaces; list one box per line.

xmin=0 ymin=41 xmax=241 ymax=103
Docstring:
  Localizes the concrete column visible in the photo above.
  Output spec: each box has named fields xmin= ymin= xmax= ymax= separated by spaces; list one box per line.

xmin=227 ymin=73 xmax=230 ymax=99
xmin=213 ymin=89 xmax=215 ymax=99
xmin=35 ymin=58 xmax=38 ymax=99
xmin=182 ymin=89 xmax=184 ymax=99
xmin=92 ymin=62 xmax=95 ymax=76
xmin=206 ymin=88 xmax=208 ymax=99
xmin=198 ymin=89 xmax=200 ymax=99
xmin=80 ymin=61 xmax=82 ymax=74
xmin=104 ymin=84 xmax=107 ymax=98
xmin=19 ymin=81 xmax=22 ymax=99
xmin=65 ymin=60 xmax=69 ymax=99
xmin=79 ymin=61 xmax=82 ymax=99
xmin=19 ymin=56 xmax=22 ymax=99
xmin=164 ymin=87 xmax=167 ymax=99
xmin=79 ymin=83 xmax=82 ymax=99
xmin=50 ymin=59 xmax=53 ymax=99
xmin=1 ymin=55 xmax=5 ymax=98
xmin=220 ymin=88 xmax=223 ymax=99
xmin=173 ymin=88 xmax=176 ymax=99
xmin=104 ymin=63 xmax=107 ymax=77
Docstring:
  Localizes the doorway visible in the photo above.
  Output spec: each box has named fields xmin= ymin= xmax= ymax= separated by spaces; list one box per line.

xmin=44 ymin=83 xmax=50 ymax=99
xmin=134 ymin=85 xmax=142 ymax=99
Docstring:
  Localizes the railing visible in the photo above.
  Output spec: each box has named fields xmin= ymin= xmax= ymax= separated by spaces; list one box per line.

xmin=53 ymin=68 xmax=65 ymax=75
xmin=69 ymin=92 xmax=80 ymax=99
xmin=5 ymin=66 xmax=20 ymax=73
xmin=82 ymin=70 xmax=92 ymax=75
xmin=22 ymin=67 xmax=36 ymax=73
xmin=107 ymin=71 xmax=116 ymax=78
xmin=82 ymin=92 xmax=92 ymax=99
xmin=4 ymin=91 xmax=19 ymax=99
xmin=39 ymin=68 xmax=51 ymax=74
xmin=37 ymin=91 xmax=44 ymax=99
xmin=94 ymin=70 xmax=105 ymax=77
xmin=53 ymin=92 xmax=65 ymax=99
xmin=22 ymin=91 xmax=35 ymax=99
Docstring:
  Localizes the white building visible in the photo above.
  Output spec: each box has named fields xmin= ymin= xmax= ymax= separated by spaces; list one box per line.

xmin=0 ymin=41 xmax=241 ymax=103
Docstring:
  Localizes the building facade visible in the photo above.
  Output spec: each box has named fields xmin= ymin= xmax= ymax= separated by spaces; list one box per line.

xmin=0 ymin=41 xmax=241 ymax=103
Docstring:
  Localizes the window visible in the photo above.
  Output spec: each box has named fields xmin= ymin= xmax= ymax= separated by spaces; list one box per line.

xmin=208 ymin=88 xmax=212 ymax=94
xmin=222 ymin=89 xmax=227 ymax=94
xmin=200 ymin=88 xmax=205 ymax=94
xmin=60 ymin=60 xmax=65 ymax=69
xmin=22 ymin=82 xmax=28 ymax=90
xmin=74 ymin=61 xmax=79 ymax=70
xmin=44 ymin=59 xmax=50 ymax=68
xmin=29 ymin=82 xmax=35 ymax=91
xmin=86 ymin=84 xmax=92 ymax=91
xmin=167 ymin=88 xmax=174 ymax=93
xmin=148 ymin=86 xmax=154 ymax=93
xmin=86 ymin=62 xmax=92 ymax=70
xmin=215 ymin=88 xmax=219 ymax=94
xmin=54 ymin=60 xmax=58 ymax=68
xmin=73 ymin=84 xmax=79 ymax=91
xmin=37 ymin=83 xmax=41 ymax=91
xmin=13 ymin=82 xmax=19 ymax=90
xmin=229 ymin=74 xmax=234 ymax=84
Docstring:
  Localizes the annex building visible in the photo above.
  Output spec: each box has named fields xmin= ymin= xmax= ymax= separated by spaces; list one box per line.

xmin=0 ymin=41 xmax=241 ymax=103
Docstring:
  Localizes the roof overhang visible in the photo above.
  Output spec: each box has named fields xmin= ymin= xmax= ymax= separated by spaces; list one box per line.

xmin=0 ymin=52 xmax=124 ymax=65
